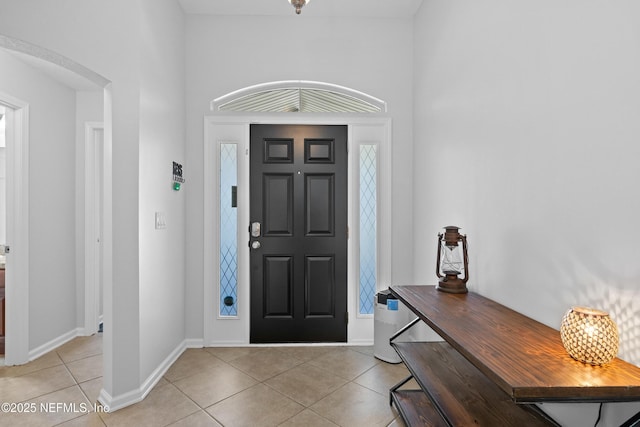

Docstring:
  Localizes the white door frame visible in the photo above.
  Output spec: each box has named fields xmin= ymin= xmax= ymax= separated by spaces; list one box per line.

xmin=0 ymin=92 xmax=30 ymax=365
xmin=84 ymin=122 xmax=104 ymax=335
xmin=204 ymin=114 xmax=391 ymax=346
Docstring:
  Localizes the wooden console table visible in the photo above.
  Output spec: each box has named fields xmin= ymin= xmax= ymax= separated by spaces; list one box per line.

xmin=389 ymin=285 xmax=640 ymax=426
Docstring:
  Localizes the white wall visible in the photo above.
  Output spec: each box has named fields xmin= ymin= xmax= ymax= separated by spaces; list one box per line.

xmin=0 ymin=49 xmax=78 ymax=349
xmin=413 ymin=1 xmax=640 ymax=425
xmin=0 ymin=0 xmax=186 ymax=407
xmin=184 ymin=14 xmax=415 ymax=340
xmin=138 ymin=0 xmax=186 ymax=382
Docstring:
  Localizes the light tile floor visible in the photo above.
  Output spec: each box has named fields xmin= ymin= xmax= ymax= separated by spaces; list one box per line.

xmin=0 ymin=334 xmax=414 ymax=427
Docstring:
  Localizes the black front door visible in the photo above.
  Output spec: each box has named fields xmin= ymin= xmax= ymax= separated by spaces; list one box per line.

xmin=249 ymin=124 xmax=348 ymax=343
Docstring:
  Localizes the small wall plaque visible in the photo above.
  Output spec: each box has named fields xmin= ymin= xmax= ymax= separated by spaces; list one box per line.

xmin=173 ymin=161 xmax=185 ymax=191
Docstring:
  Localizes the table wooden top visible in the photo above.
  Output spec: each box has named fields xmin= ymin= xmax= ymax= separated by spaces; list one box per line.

xmin=390 ymin=285 xmax=640 ymax=403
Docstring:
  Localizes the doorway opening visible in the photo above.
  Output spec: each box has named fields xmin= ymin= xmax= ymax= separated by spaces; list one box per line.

xmin=0 ymin=37 xmax=111 ymax=368
xmin=0 ymin=106 xmax=6 ymax=354
xmin=0 ymin=93 xmax=29 ymax=365
xmin=85 ymin=122 xmax=105 ymax=336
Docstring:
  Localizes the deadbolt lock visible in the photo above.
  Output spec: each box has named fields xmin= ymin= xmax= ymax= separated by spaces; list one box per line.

xmin=250 ymin=222 xmax=261 ymax=238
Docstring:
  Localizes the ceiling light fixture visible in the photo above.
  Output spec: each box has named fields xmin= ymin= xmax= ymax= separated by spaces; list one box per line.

xmin=289 ymin=0 xmax=310 ymax=15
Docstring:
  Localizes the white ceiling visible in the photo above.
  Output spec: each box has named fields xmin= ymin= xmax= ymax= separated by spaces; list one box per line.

xmin=178 ymin=0 xmax=424 ymax=18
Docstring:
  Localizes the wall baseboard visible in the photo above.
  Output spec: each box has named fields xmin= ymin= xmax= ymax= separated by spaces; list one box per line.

xmin=98 ymin=339 xmax=189 ymax=412
xmin=204 ymin=339 xmax=246 ymax=347
xmin=347 ymin=339 xmax=374 ymax=346
xmin=28 ymin=327 xmax=82 ymax=362
xmin=184 ymin=338 xmax=204 ymax=348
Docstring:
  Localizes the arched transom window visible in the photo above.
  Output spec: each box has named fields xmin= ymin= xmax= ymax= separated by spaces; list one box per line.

xmin=211 ymin=81 xmax=387 ymax=113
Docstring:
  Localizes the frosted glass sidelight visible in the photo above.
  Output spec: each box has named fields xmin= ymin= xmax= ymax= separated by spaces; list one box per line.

xmin=220 ymin=143 xmax=238 ymax=316
xmin=359 ymin=145 xmax=377 ymax=315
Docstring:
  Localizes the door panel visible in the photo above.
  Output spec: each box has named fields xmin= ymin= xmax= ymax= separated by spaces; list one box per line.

xmin=263 ymin=256 xmax=293 ymax=317
xmin=305 ymin=256 xmax=335 ymax=317
xmin=263 ymin=174 xmax=293 ymax=236
xmin=305 ymin=139 xmax=334 ymax=163
xmin=264 ymin=139 xmax=293 ymax=163
xmin=250 ymin=124 xmax=347 ymax=343
xmin=305 ymin=174 xmax=334 ymax=236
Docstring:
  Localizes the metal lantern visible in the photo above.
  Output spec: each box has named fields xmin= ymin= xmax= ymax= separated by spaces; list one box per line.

xmin=436 ymin=226 xmax=469 ymax=294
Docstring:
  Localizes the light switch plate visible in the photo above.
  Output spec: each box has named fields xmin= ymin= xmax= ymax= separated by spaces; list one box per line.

xmin=155 ymin=212 xmax=167 ymax=229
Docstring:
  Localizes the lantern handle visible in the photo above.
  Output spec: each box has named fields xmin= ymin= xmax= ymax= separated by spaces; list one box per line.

xmin=436 ymin=233 xmax=444 ymax=279
xmin=461 ymin=234 xmax=469 ymax=283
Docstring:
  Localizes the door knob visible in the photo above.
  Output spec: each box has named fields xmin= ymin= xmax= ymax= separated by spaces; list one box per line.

xmin=251 ymin=241 xmax=261 ymax=250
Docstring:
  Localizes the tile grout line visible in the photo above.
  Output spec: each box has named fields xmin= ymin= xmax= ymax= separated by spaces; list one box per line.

xmin=56 ymin=356 xmax=104 ymax=425
xmin=59 ymin=353 xmax=81 ymax=386
xmin=163 ymin=351 xmax=256 ymax=427
xmin=59 ymin=337 xmax=108 ymax=426
xmin=166 ymin=376 xmax=226 ymax=426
